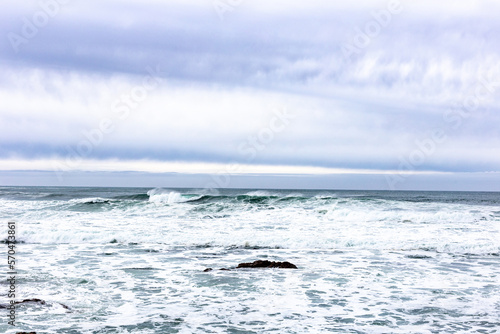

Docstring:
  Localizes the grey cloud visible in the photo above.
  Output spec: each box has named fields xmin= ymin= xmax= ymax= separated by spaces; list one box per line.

xmin=0 ymin=0 xmax=499 ymax=178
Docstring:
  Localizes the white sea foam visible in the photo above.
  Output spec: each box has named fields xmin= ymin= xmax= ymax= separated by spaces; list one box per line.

xmin=245 ymin=190 xmax=275 ymax=196
xmin=147 ymin=188 xmax=188 ymax=204
xmin=10 ymin=196 xmax=500 ymax=255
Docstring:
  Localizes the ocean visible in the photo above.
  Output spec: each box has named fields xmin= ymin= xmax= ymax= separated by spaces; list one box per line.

xmin=1 ymin=186 xmax=499 ymax=333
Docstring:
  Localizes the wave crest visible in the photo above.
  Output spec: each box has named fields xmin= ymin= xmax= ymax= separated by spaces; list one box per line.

xmin=147 ymin=188 xmax=193 ymax=204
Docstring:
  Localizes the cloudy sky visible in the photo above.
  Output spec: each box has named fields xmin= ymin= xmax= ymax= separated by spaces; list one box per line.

xmin=1 ymin=0 xmax=499 ymax=190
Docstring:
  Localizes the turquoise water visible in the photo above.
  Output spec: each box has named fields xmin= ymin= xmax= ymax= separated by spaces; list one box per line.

xmin=1 ymin=187 xmax=499 ymax=333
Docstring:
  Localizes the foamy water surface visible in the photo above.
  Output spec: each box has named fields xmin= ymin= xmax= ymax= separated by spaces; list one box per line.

xmin=1 ymin=187 xmax=499 ymax=333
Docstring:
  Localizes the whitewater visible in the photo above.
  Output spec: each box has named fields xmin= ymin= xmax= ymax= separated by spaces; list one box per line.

xmin=0 ymin=186 xmax=499 ymax=333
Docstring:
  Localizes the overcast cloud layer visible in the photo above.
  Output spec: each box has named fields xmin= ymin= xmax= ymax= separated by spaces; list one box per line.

xmin=1 ymin=0 xmax=500 ymax=189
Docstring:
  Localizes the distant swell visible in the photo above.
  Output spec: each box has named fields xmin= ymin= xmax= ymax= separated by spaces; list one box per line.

xmin=145 ymin=188 xmax=313 ymax=205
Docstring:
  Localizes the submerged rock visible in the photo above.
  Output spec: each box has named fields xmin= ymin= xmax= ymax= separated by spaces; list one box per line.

xmin=203 ymin=267 xmax=230 ymax=271
xmin=237 ymin=260 xmax=297 ymax=269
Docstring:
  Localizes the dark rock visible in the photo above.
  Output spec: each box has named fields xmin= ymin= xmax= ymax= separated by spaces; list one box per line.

xmin=16 ymin=332 xmax=36 ymax=334
xmin=0 ymin=298 xmax=70 ymax=311
xmin=237 ymin=260 xmax=297 ymax=269
xmin=0 ymin=298 xmax=46 ymax=308
xmin=276 ymin=261 xmax=298 ymax=269
xmin=202 ymin=260 xmax=297 ymax=272
xmin=18 ymin=298 xmax=46 ymax=305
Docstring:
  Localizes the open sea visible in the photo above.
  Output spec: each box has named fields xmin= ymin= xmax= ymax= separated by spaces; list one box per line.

xmin=1 ymin=186 xmax=499 ymax=333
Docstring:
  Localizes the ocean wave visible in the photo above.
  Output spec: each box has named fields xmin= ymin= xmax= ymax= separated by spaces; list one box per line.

xmin=112 ymin=193 xmax=150 ymax=201
xmin=147 ymin=188 xmax=202 ymax=204
xmin=313 ymin=194 xmax=337 ymax=200
xmin=145 ymin=188 xmax=309 ymax=205
xmin=245 ymin=190 xmax=276 ymax=197
xmin=68 ymin=197 xmax=113 ymax=204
